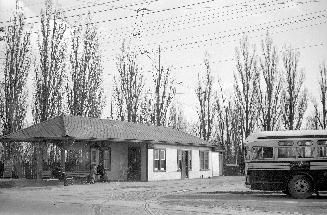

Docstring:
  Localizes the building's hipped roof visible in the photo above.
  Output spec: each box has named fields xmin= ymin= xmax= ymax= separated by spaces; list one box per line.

xmin=0 ymin=114 xmax=211 ymax=147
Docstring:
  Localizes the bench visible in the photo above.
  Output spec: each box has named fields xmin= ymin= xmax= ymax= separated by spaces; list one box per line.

xmin=66 ymin=171 xmax=90 ymax=184
xmin=42 ymin=171 xmax=52 ymax=179
xmin=66 ymin=171 xmax=90 ymax=178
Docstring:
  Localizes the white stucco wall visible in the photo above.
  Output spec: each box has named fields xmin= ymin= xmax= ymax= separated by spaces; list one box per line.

xmin=211 ymin=152 xmax=220 ymax=176
xmin=147 ymin=144 xmax=215 ymax=181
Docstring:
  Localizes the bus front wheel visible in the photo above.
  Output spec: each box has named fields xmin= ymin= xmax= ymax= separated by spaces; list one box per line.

xmin=288 ymin=175 xmax=313 ymax=199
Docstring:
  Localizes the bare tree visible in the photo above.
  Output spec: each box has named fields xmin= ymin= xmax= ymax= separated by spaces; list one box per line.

xmin=196 ymin=53 xmax=214 ymax=141
xmin=168 ymin=101 xmax=186 ymax=131
xmin=234 ymin=36 xmax=259 ymax=173
xmin=113 ymin=41 xmax=145 ymax=123
xmin=151 ymin=46 xmax=176 ymax=126
xmin=306 ymin=98 xmax=320 ymax=130
xmin=258 ymin=33 xmax=282 ymax=131
xmin=281 ymin=47 xmax=308 ymax=130
xmin=214 ymin=82 xmax=242 ymax=166
xmin=33 ymin=1 xmax=67 ymax=179
xmin=234 ymin=36 xmax=259 ymax=139
xmin=312 ymin=63 xmax=327 ymax=129
xmin=33 ymin=2 xmax=66 ymax=123
xmin=0 ymin=5 xmax=31 ymax=177
xmin=67 ymin=14 xmax=104 ymax=118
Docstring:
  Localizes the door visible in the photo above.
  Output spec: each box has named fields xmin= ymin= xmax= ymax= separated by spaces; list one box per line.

xmin=219 ymin=152 xmax=223 ymax=176
xmin=181 ymin=151 xmax=189 ymax=179
xmin=127 ymin=147 xmax=141 ymax=181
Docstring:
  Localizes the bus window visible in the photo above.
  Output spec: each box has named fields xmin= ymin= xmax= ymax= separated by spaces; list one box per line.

xmin=317 ymin=140 xmax=327 ymax=157
xmin=278 ymin=141 xmax=294 ymax=146
xmin=278 ymin=147 xmax=296 ymax=158
xmin=297 ymin=140 xmax=314 ymax=158
xmin=252 ymin=147 xmax=273 ymax=160
xmin=245 ymin=146 xmax=251 ymax=160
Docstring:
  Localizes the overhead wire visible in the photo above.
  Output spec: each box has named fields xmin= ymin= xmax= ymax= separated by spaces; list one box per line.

xmin=101 ymin=0 xmax=317 ymax=49
xmin=101 ymin=8 xmax=327 ymax=57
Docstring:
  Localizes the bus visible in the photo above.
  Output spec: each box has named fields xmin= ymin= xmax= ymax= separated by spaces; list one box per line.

xmin=245 ymin=130 xmax=327 ymax=199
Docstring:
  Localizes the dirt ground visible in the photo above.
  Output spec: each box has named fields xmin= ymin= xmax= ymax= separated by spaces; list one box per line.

xmin=0 ymin=176 xmax=326 ymax=215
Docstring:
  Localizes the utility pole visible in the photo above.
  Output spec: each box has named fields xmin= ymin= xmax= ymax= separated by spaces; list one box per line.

xmin=155 ymin=46 xmax=161 ymax=126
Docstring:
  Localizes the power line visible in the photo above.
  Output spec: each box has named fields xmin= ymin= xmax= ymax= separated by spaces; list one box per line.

xmin=101 ymin=16 xmax=327 ymax=62
xmin=0 ymin=0 xmax=158 ymax=27
xmin=101 ymin=9 xmax=327 ymax=56
xmin=102 ymin=0 xmax=316 ymax=47
xmin=105 ymin=0 xmax=297 ymax=41
xmin=0 ymin=0 xmax=128 ymax=24
xmin=105 ymin=0 xmax=262 ymax=39
xmin=169 ymin=42 xmax=325 ymax=70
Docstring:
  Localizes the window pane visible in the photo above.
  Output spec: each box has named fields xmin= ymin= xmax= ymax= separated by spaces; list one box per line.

xmin=278 ymin=141 xmax=294 ymax=146
xmin=253 ymin=147 xmax=263 ymax=159
xmin=177 ymin=150 xmax=181 ymax=170
xmin=199 ymin=151 xmax=204 ymax=170
xmin=318 ymin=146 xmax=327 ymax=157
xmin=263 ymin=147 xmax=273 ymax=158
xmin=205 ymin=152 xmax=209 ymax=170
xmin=91 ymin=150 xmax=96 ymax=163
xmin=104 ymin=159 xmax=110 ymax=170
xmin=188 ymin=150 xmax=192 ymax=170
xmin=103 ymin=149 xmax=111 ymax=170
xmin=160 ymin=150 xmax=165 ymax=160
xmin=154 ymin=160 xmax=159 ymax=170
xmin=297 ymin=147 xmax=314 ymax=158
xmin=104 ymin=150 xmax=110 ymax=159
xmin=318 ymin=140 xmax=327 ymax=145
xmin=160 ymin=160 xmax=166 ymax=170
xmin=278 ymin=147 xmax=296 ymax=158
xmin=298 ymin=140 xmax=313 ymax=146
xmin=154 ymin=149 xmax=159 ymax=160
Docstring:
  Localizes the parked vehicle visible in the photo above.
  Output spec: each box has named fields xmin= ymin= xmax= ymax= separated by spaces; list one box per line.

xmin=245 ymin=130 xmax=327 ymax=199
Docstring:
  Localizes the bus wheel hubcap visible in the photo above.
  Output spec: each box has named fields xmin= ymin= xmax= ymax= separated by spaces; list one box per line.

xmin=294 ymin=179 xmax=309 ymax=192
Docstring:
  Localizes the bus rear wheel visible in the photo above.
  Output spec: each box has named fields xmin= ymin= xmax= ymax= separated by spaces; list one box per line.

xmin=288 ymin=175 xmax=313 ymax=199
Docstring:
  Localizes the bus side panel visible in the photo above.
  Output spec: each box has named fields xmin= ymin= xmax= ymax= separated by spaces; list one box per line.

xmin=247 ymin=169 xmax=289 ymax=191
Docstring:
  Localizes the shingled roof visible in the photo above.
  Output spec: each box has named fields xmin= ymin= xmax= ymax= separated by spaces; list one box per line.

xmin=0 ymin=114 xmax=211 ymax=147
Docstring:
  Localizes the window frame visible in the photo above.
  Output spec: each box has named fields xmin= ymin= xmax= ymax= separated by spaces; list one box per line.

xmin=277 ymin=146 xmax=297 ymax=159
xmin=199 ymin=150 xmax=209 ymax=171
xmin=103 ymin=148 xmax=111 ymax=171
xmin=317 ymin=140 xmax=327 ymax=158
xmin=153 ymin=148 xmax=166 ymax=172
xmin=252 ymin=146 xmax=274 ymax=160
xmin=91 ymin=148 xmax=98 ymax=165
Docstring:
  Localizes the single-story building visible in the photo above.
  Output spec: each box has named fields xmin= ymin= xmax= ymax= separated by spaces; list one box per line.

xmin=0 ymin=114 xmax=223 ymax=181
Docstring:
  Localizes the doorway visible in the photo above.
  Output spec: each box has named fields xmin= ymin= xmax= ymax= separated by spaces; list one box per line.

xmin=127 ymin=147 xmax=141 ymax=181
xmin=181 ymin=151 xmax=189 ymax=179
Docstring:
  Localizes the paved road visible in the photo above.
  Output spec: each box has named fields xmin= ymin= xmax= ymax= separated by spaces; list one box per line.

xmin=0 ymin=177 xmax=326 ymax=215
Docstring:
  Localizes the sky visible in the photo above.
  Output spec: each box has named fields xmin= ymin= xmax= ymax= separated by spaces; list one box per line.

xmin=0 ymin=0 xmax=327 ymax=125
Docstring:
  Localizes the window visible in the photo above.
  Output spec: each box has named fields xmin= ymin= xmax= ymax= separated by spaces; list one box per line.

xmin=278 ymin=147 xmax=296 ymax=158
xmin=252 ymin=147 xmax=273 ymax=160
xmin=188 ymin=150 xmax=192 ymax=170
xmin=103 ymin=149 xmax=111 ymax=170
xmin=278 ymin=141 xmax=294 ymax=146
xmin=199 ymin=151 xmax=209 ymax=170
xmin=91 ymin=149 xmax=97 ymax=164
xmin=317 ymin=140 xmax=327 ymax=157
xmin=177 ymin=150 xmax=182 ymax=170
xmin=296 ymin=141 xmax=314 ymax=158
xmin=154 ymin=149 xmax=166 ymax=171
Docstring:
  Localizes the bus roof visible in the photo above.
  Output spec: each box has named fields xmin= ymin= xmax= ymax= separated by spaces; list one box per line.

xmin=246 ymin=130 xmax=327 ymax=142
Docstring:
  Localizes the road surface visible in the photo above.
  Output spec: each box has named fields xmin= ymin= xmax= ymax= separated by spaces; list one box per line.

xmin=0 ymin=176 xmax=326 ymax=214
